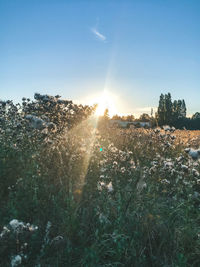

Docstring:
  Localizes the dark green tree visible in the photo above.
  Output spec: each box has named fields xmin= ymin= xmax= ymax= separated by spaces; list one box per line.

xmin=192 ymin=112 xmax=200 ymax=120
xmin=181 ymin=99 xmax=187 ymax=118
xmin=157 ymin=93 xmax=165 ymax=125
xmin=157 ymin=93 xmax=187 ymax=126
xmin=139 ymin=113 xmax=151 ymax=122
xmin=165 ymin=93 xmax=173 ymax=125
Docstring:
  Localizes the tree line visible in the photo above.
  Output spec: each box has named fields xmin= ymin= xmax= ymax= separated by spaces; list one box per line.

xmin=156 ymin=93 xmax=200 ymax=129
xmin=109 ymin=92 xmax=200 ymax=130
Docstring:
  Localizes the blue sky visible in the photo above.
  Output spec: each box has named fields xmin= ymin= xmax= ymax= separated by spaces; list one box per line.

xmin=0 ymin=0 xmax=199 ymax=117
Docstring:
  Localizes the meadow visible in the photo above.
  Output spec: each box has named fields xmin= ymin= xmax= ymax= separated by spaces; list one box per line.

xmin=0 ymin=95 xmax=200 ymax=266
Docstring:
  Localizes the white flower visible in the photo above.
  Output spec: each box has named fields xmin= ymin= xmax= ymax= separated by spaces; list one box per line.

xmin=107 ymin=182 xmax=113 ymax=192
xmin=163 ymin=125 xmax=171 ymax=131
xmin=28 ymin=225 xmax=38 ymax=232
xmin=177 ymin=156 xmax=184 ymax=162
xmin=25 ymin=115 xmax=46 ymax=130
xmin=185 ymin=148 xmax=200 ymax=160
xmin=9 ymin=219 xmax=24 ymax=232
xmin=9 ymin=219 xmax=38 ymax=233
xmin=181 ymin=165 xmax=188 ymax=172
xmin=11 ymin=255 xmax=22 ymax=267
xmin=97 ymin=181 xmax=106 ymax=191
xmin=9 ymin=219 xmax=19 ymax=229
xmin=121 ymin=167 xmax=126 ymax=173
xmin=161 ymin=179 xmax=170 ymax=184
xmin=164 ymin=160 xmax=173 ymax=169
xmin=154 ymin=128 xmax=161 ymax=134
xmin=110 ymin=147 xmax=118 ymax=153
xmin=0 ymin=226 xmax=10 ymax=238
xmin=192 ymin=169 xmax=200 ymax=177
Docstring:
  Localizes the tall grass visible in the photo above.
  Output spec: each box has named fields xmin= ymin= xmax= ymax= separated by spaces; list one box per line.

xmin=0 ymin=95 xmax=200 ymax=266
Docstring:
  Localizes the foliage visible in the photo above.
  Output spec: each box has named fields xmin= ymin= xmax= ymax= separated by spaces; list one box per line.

xmin=156 ymin=93 xmax=200 ymax=129
xmin=0 ymin=94 xmax=200 ymax=266
xmin=111 ymin=114 xmax=135 ymax=122
xmin=156 ymin=93 xmax=186 ymax=126
xmin=192 ymin=112 xmax=200 ymax=120
xmin=136 ymin=113 xmax=151 ymax=122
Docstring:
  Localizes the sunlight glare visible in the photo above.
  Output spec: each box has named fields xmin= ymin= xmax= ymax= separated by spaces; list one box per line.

xmin=94 ymin=90 xmax=117 ymax=117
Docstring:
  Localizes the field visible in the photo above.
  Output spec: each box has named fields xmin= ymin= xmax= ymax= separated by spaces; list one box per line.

xmin=0 ymin=97 xmax=200 ymax=266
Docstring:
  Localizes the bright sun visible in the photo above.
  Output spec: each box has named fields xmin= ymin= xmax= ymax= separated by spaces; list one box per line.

xmin=94 ymin=91 xmax=117 ymax=117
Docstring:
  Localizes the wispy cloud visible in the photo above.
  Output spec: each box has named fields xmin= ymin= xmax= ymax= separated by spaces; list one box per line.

xmin=91 ymin=27 xmax=106 ymax=41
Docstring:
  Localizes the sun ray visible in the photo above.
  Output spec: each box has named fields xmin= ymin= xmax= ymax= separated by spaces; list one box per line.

xmin=94 ymin=90 xmax=117 ymax=117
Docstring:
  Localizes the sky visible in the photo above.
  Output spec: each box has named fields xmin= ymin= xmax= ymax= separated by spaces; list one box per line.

xmin=0 ymin=0 xmax=199 ymax=117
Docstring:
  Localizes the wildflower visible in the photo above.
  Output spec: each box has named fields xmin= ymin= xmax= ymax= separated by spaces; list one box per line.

xmin=185 ymin=148 xmax=200 ymax=160
xmin=181 ymin=165 xmax=188 ymax=172
xmin=149 ymin=166 xmax=156 ymax=174
xmin=28 ymin=224 xmax=38 ymax=232
xmin=163 ymin=125 xmax=171 ymax=132
xmin=177 ymin=156 xmax=184 ymax=162
xmin=170 ymin=169 xmax=176 ymax=175
xmin=161 ymin=179 xmax=170 ymax=184
xmin=25 ymin=114 xmax=47 ymax=130
xmin=154 ymin=128 xmax=161 ymax=134
xmin=164 ymin=160 xmax=173 ymax=169
xmin=121 ymin=167 xmax=126 ymax=173
xmin=9 ymin=219 xmax=24 ymax=233
xmin=11 ymin=255 xmax=22 ymax=267
xmin=165 ymin=142 xmax=171 ymax=148
xmin=107 ymin=182 xmax=113 ymax=192
xmin=97 ymin=181 xmax=106 ymax=191
xmin=0 ymin=226 xmax=10 ymax=238
xmin=192 ymin=169 xmax=200 ymax=177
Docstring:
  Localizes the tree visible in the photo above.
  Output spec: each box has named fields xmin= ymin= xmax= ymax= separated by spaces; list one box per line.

xmin=112 ymin=114 xmax=121 ymax=120
xmin=125 ymin=115 xmax=135 ymax=121
xmin=157 ymin=93 xmax=187 ymax=126
xmin=157 ymin=93 xmax=165 ymax=125
xmin=172 ymin=100 xmax=179 ymax=122
xmin=192 ymin=112 xmax=200 ymax=120
xmin=181 ymin=99 xmax=187 ymax=118
xmin=165 ymin=93 xmax=173 ymax=125
xmin=139 ymin=113 xmax=151 ymax=122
